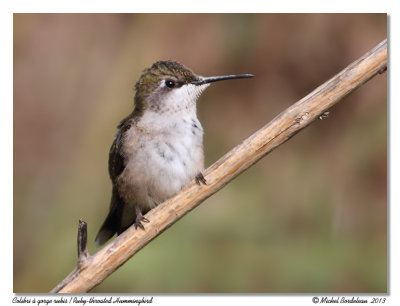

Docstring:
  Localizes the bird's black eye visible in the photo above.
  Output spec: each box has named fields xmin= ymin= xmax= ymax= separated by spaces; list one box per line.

xmin=165 ymin=79 xmax=176 ymax=88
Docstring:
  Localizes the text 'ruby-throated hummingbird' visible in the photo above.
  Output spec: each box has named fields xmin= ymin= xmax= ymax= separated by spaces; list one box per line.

xmin=95 ymin=60 xmax=253 ymax=246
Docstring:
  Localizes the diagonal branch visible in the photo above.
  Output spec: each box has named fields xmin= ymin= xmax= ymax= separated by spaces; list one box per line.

xmin=51 ymin=39 xmax=387 ymax=293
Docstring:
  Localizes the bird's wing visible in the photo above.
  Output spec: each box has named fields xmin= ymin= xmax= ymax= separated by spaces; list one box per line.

xmin=108 ymin=117 xmax=132 ymax=184
xmin=108 ymin=133 xmax=124 ymax=183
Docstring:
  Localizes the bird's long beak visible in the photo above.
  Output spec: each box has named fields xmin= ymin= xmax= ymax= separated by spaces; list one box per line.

xmin=191 ymin=74 xmax=254 ymax=85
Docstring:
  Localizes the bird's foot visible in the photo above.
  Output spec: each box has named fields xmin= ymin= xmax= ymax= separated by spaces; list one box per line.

xmin=134 ymin=206 xmax=150 ymax=230
xmin=195 ymin=172 xmax=207 ymax=185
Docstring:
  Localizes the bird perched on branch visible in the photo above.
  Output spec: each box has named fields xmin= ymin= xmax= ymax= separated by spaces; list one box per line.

xmin=95 ymin=60 xmax=253 ymax=246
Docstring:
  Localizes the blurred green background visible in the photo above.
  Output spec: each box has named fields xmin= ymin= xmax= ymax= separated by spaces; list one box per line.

xmin=13 ymin=13 xmax=387 ymax=293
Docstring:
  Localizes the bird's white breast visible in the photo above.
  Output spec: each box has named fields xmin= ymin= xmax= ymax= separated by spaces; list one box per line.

xmin=118 ymin=83 xmax=209 ymax=210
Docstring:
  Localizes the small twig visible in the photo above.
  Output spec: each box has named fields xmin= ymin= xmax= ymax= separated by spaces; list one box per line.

xmin=51 ymin=39 xmax=387 ymax=293
xmin=378 ymin=66 xmax=387 ymax=74
xmin=50 ymin=220 xmax=91 ymax=293
xmin=319 ymin=111 xmax=330 ymax=120
xmin=77 ymin=219 xmax=90 ymax=266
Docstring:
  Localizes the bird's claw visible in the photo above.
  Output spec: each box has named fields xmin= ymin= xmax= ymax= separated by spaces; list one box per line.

xmin=134 ymin=207 xmax=149 ymax=230
xmin=195 ymin=172 xmax=207 ymax=185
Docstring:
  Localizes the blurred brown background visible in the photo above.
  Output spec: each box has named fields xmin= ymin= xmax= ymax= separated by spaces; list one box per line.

xmin=13 ymin=13 xmax=387 ymax=293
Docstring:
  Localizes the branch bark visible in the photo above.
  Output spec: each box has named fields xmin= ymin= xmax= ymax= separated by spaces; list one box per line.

xmin=51 ymin=39 xmax=387 ymax=293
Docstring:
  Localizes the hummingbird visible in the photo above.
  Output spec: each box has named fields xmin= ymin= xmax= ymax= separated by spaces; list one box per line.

xmin=95 ymin=60 xmax=253 ymax=246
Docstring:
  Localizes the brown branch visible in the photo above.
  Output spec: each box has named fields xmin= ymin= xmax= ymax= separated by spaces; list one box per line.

xmin=51 ymin=39 xmax=387 ymax=293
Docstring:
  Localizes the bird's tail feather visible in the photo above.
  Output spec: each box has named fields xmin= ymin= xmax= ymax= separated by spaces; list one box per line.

xmin=95 ymin=188 xmax=123 ymax=247
xmin=95 ymin=224 xmax=115 ymax=247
